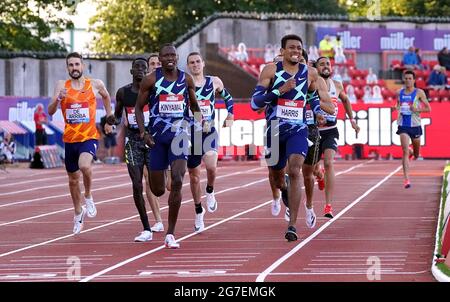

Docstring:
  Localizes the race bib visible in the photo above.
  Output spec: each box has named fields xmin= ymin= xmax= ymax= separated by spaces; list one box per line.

xmin=126 ymin=105 xmax=149 ymax=127
xmin=400 ymin=102 xmax=411 ymax=115
xmin=276 ymin=98 xmax=304 ymax=123
xmin=65 ymin=102 xmax=90 ymax=124
xmin=159 ymin=94 xmax=185 ymax=118
xmin=189 ymin=100 xmax=212 ymax=120
xmin=305 ymin=109 xmax=314 ymax=125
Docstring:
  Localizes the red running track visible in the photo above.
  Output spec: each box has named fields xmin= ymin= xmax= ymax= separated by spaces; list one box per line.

xmin=0 ymin=159 xmax=444 ymax=282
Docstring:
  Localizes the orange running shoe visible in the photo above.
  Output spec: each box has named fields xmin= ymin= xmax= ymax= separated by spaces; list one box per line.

xmin=316 ymin=168 xmax=325 ymax=191
xmin=324 ymin=204 xmax=334 ymax=219
xmin=404 ymin=179 xmax=411 ymax=189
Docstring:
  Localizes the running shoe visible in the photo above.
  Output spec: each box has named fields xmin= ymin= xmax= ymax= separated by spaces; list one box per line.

xmin=271 ymin=197 xmax=281 ymax=216
xmin=404 ymin=179 xmax=411 ymax=189
xmin=324 ymin=204 xmax=334 ymax=219
xmin=285 ymin=226 xmax=298 ymax=242
xmin=194 ymin=207 xmax=205 ymax=233
xmin=150 ymin=222 xmax=164 ymax=232
xmin=134 ymin=230 xmax=153 ymax=242
xmin=73 ymin=206 xmax=86 ymax=234
xmin=305 ymin=204 xmax=317 ymax=228
xmin=165 ymin=234 xmax=180 ymax=249
xmin=206 ymin=191 xmax=217 ymax=213
xmin=85 ymin=196 xmax=97 ymax=218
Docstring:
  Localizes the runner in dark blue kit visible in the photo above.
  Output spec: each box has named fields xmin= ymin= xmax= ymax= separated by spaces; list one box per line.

xmin=135 ymin=44 xmax=202 ymax=248
xmin=186 ymin=52 xmax=234 ymax=233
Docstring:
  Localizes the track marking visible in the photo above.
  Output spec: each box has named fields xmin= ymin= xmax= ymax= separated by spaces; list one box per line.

xmin=255 ymin=165 xmax=402 ymax=282
xmin=79 ymin=162 xmax=367 ymax=282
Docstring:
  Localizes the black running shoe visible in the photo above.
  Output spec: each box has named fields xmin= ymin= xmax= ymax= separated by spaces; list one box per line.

xmin=285 ymin=226 xmax=298 ymax=242
xmin=281 ymin=174 xmax=289 ymax=208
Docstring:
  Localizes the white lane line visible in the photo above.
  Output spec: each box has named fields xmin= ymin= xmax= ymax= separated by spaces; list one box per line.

xmin=0 ymin=174 xmax=129 ymax=197
xmin=0 ymin=167 xmax=262 ymax=209
xmin=79 ymin=161 xmax=368 ymax=282
xmin=0 ymin=168 xmax=264 ymax=258
xmin=0 ymin=168 xmax=127 ymax=188
xmin=255 ymin=165 xmax=402 ymax=282
xmin=0 ymin=167 xmax=263 ymax=227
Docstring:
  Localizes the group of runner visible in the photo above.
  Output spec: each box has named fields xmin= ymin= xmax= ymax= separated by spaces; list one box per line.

xmin=48 ymin=34 xmax=430 ymax=248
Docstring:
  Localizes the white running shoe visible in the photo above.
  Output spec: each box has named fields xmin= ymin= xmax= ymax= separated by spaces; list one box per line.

xmin=271 ymin=197 xmax=281 ymax=216
xmin=73 ymin=206 xmax=86 ymax=234
xmin=194 ymin=207 xmax=205 ymax=233
xmin=164 ymin=234 xmax=180 ymax=249
xmin=206 ymin=192 xmax=217 ymax=213
xmin=284 ymin=207 xmax=290 ymax=222
xmin=134 ymin=230 xmax=153 ymax=242
xmin=305 ymin=204 xmax=317 ymax=229
xmin=85 ymin=196 xmax=97 ymax=218
xmin=150 ymin=222 xmax=164 ymax=232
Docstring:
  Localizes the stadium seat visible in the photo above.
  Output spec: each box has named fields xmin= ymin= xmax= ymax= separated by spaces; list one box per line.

xmin=438 ymin=89 xmax=449 ymax=102
xmin=428 ymin=89 xmax=439 ymax=102
xmin=415 ymin=79 xmax=426 ymax=89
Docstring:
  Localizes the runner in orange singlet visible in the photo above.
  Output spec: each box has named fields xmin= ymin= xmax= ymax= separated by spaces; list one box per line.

xmin=48 ymin=52 xmax=114 ymax=234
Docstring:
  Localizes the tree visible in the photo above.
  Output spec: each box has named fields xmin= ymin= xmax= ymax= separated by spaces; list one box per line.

xmin=340 ymin=0 xmax=450 ymax=18
xmin=89 ymin=0 xmax=345 ymax=54
xmin=0 ymin=0 xmax=74 ymax=51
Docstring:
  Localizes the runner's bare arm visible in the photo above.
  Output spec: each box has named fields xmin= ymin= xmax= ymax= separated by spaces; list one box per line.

xmin=308 ymin=78 xmax=334 ymax=114
xmin=414 ymin=89 xmax=431 ymax=113
xmin=114 ymin=87 xmax=125 ymax=124
xmin=136 ymin=72 xmax=155 ymax=142
xmin=337 ymin=81 xmax=360 ymax=134
xmin=94 ymin=79 xmax=114 ymax=134
xmin=48 ymin=80 xmax=65 ymax=116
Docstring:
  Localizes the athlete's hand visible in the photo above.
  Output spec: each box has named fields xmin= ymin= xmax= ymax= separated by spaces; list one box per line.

xmin=350 ymin=119 xmax=360 ymax=136
xmin=410 ymin=103 xmax=420 ymax=113
xmin=316 ymin=113 xmax=326 ymax=126
xmin=278 ymin=78 xmax=296 ymax=94
xmin=143 ymin=132 xmax=155 ymax=148
xmin=104 ymin=124 xmax=113 ymax=135
xmin=223 ymin=113 xmax=234 ymax=127
xmin=57 ymin=88 xmax=67 ymax=102
xmin=256 ymin=107 xmax=266 ymax=114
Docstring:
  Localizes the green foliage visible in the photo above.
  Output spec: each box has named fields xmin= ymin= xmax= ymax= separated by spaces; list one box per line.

xmin=340 ymin=0 xmax=450 ymax=18
xmin=89 ymin=0 xmax=345 ymax=54
xmin=0 ymin=0 xmax=73 ymax=51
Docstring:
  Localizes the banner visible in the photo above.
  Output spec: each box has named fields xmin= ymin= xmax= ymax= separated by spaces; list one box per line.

xmin=316 ymin=27 xmax=450 ymax=52
xmin=214 ymin=102 xmax=449 ymax=159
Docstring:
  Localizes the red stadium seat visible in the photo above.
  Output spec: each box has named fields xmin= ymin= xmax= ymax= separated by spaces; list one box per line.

xmin=415 ymin=79 xmax=426 ymax=89
xmin=438 ymin=89 xmax=449 ymax=102
xmin=428 ymin=89 xmax=439 ymax=102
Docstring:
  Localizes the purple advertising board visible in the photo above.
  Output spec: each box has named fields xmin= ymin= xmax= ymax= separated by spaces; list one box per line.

xmin=316 ymin=27 xmax=450 ymax=52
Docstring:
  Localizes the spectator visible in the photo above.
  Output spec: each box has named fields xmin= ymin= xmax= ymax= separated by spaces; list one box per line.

xmin=1 ymin=132 xmax=16 ymax=164
xmin=264 ymin=43 xmax=275 ymax=63
xmin=319 ymin=35 xmax=334 ymax=58
xmin=100 ymin=115 xmax=117 ymax=161
xmin=403 ymin=46 xmax=419 ymax=70
xmin=371 ymin=85 xmax=383 ymax=103
xmin=415 ymin=48 xmax=425 ymax=70
xmin=332 ymin=66 xmax=343 ymax=82
xmin=235 ymin=42 xmax=249 ymax=62
xmin=362 ymin=85 xmax=373 ymax=104
xmin=342 ymin=67 xmax=351 ymax=84
xmin=346 ymin=84 xmax=357 ymax=104
xmin=334 ymin=44 xmax=346 ymax=64
xmin=308 ymin=45 xmax=320 ymax=62
xmin=438 ymin=47 xmax=450 ymax=71
xmin=227 ymin=44 xmax=238 ymax=61
xmin=34 ymin=103 xmax=48 ymax=146
xmin=366 ymin=67 xmax=378 ymax=85
xmin=427 ymin=64 xmax=447 ymax=90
